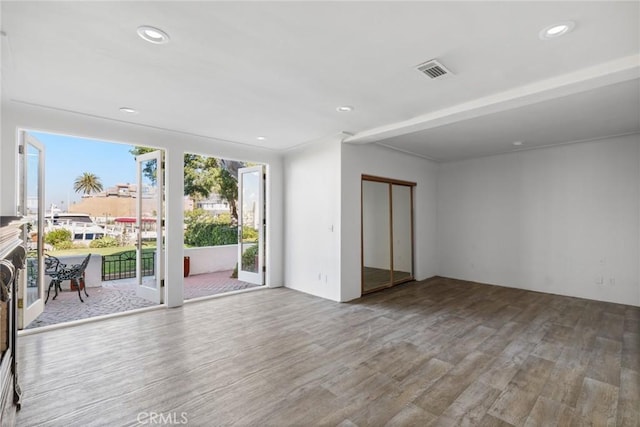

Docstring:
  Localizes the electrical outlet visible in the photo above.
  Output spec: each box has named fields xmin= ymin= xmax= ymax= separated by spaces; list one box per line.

xmin=596 ymin=275 xmax=604 ymax=285
xmin=609 ymin=278 xmax=615 ymax=286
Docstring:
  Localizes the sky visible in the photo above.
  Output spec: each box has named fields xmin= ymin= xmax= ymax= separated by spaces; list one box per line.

xmin=29 ymin=131 xmax=137 ymax=211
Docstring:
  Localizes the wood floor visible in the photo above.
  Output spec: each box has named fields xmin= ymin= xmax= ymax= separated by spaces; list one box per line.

xmin=363 ymin=267 xmax=412 ymax=292
xmin=15 ymin=277 xmax=640 ymax=426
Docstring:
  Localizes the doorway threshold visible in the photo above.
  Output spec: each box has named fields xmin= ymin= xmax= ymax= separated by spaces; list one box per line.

xmin=18 ymin=304 xmax=166 ymax=336
xmin=20 ymin=286 xmax=270 ymax=335
xmin=183 ymin=285 xmax=267 ymax=305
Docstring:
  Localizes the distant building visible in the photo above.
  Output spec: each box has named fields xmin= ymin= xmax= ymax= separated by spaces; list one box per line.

xmin=69 ymin=183 xmax=228 ymax=220
xmin=70 ymin=183 xmax=154 ymax=219
xmin=104 ymin=183 xmax=136 ymax=197
xmin=196 ymin=194 xmax=230 ymax=217
xmin=183 ymin=196 xmax=194 ymax=212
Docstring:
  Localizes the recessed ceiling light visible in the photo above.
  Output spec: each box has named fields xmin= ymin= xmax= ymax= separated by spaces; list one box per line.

xmin=336 ymin=105 xmax=354 ymax=112
xmin=119 ymin=107 xmax=138 ymax=114
xmin=512 ymin=141 xmax=523 ymax=146
xmin=539 ymin=21 xmax=575 ymax=40
xmin=256 ymin=136 xmax=266 ymax=141
xmin=137 ymin=25 xmax=170 ymax=44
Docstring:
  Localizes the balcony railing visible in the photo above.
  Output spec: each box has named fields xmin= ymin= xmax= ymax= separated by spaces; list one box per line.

xmin=101 ymin=249 xmax=154 ymax=281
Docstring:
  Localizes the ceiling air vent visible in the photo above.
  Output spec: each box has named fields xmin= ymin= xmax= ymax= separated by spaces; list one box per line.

xmin=416 ymin=59 xmax=453 ymax=80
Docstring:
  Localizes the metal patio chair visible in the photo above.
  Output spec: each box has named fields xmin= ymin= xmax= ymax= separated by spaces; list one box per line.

xmin=42 ymin=254 xmax=63 ymax=301
xmin=46 ymin=253 xmax=91 ymax=303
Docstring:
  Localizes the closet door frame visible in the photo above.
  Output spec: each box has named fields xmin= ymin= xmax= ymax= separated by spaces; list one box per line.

xmin=361 ymin=174 xmax=416 ymax=295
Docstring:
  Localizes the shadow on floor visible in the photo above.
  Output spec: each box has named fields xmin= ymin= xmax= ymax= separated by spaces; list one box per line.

xmin=26 ymin=270 xmax=259 ymax=329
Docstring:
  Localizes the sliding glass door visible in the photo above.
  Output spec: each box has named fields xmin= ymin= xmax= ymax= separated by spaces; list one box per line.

xmin=361 ymin=175 xmax=415 ymax=294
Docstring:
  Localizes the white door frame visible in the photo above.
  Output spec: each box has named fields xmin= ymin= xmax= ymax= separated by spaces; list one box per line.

xmin=135 ymin=150 xmax=164 ymax=304
xmin=18 ymin=131 xmax=46 ymax=329
xmin=237 ymin=165 xmax=265 ymax=285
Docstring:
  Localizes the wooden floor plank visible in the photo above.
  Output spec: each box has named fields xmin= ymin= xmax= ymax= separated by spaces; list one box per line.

xmin=478 ymin=413 xmax=516 ymax=427
xmin=435 ymin=380 xmax=502 ymax=426
xmin=413 ymin=351 xmax=494 ymax=415
xmin=622 ymin=331 xmax=640 ymax=373
xmin=574 ymin=377 xmax=619 ymax=426
xmin=617 ymin=368 xmax=640 ymax=427
xmin=597 ymin=312 xmax=626 ymax=341
xmin=585 ymin=336 xmax=623 ymax=386
xmin=384 ymin=403 xmax=437 ymax=427
xmin=477 ymin=340 xmax=535 ymax=389
xmin=484 ymin=354 xmax=562 ymax=424
xmin=509 ymin=355 xmax=556 ymax=394
xmin=524 ymin=396 xmax=575 ymax=426
xmin=488 ymin=386 xmax=540 ymax=426
xmin=540 ymin=362 xmax=588 ymax=408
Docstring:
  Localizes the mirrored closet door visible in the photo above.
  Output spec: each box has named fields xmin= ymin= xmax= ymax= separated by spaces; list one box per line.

xmin=361 ymin=175 xmax=415 ymax=294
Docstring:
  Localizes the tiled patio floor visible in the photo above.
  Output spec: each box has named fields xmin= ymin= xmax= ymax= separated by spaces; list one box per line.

xmin=25 ymin=270 xmax=260 ymax=329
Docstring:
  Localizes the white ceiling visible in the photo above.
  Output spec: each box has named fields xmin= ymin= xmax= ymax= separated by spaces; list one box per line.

xmin=2 ymin=1 xmax=639 ymax=160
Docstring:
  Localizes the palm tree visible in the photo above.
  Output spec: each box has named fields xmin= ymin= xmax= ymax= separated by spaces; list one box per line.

xmin=73 ymin=172 xmax=103 ymax=195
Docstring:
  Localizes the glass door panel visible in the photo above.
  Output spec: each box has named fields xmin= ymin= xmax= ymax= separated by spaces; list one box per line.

xmin=362 ymin=180 xmax=391 ymax=292
xmin=238 ymin=166 xmax=264 ymax=285
xmin=135 ymin=150 xmax=163 ymax=304
xmin=392 ymin=184 xmax=413 ymax=284
xmin=19 ymin=132 xmax=45 ymax=329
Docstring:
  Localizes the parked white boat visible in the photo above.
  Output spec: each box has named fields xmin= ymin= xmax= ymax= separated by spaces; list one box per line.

xmin=45 ymin=212 xmax=117 ymax=244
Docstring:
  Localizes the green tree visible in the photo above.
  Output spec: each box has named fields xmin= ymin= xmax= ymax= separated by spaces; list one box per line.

xmin=44 ymin=228 xmax=72 ymax=247
xmin=129 ymin=147 xmax=157 ymax=185
xmin=73 ymin=172 xmax=104 ymax=195
xmin=129 ymin=147 xmax=244 ymax=220
xmin=214 ymin=168 xmax=239 ymax=220
xmin=184 ymin=208 xmax=238 ymax=247
xmin=183 ymin=154 xmax=218 ymax=201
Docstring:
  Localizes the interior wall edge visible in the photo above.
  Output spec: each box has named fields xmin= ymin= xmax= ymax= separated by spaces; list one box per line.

xmin=283 ymin=135 xmax=342 ymax=302
xmin=437 ymin=275 xmax=640 ymax=308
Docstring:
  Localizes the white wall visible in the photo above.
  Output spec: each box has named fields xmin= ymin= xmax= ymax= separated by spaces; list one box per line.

xmin=341 ymin=143 xmax=439 ymax=301
xmin=283 ymin=136 xmax=342 ymax=301
xmin=1 ymin=101 xmax=284 ymax=306
xmin=437 ymin=134 xmax=640 ymax=306
xmin=184 ymin=245 xmax=237 ymax=275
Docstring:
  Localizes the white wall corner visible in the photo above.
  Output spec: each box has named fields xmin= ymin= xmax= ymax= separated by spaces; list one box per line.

xmin=283 ymin=135 xmax=342 ymax=301
xmin=340 ymin=143 xmax=438 ymax=302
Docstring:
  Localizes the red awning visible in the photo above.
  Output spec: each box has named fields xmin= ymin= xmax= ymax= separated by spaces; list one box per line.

xmin=114 ymin=217 xmax=156 ymax=223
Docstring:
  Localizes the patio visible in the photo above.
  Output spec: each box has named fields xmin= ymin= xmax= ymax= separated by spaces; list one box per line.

xmin=25 ymin=270 xmax=260 ymax=329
